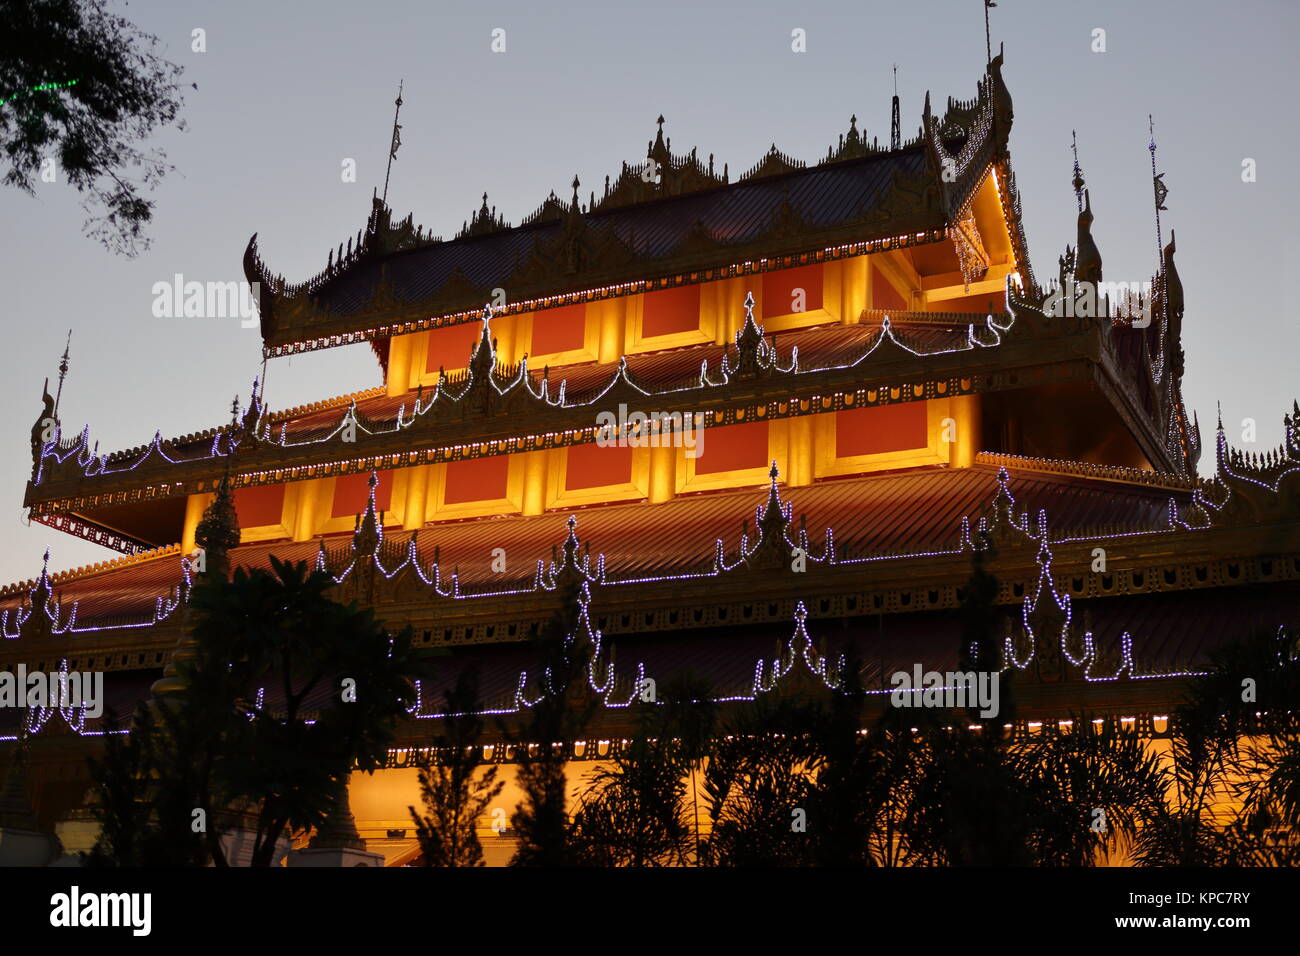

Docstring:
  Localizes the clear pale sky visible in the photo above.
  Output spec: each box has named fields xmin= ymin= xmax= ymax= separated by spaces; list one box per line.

xmin=1 ymin=0 xmax=1295 ymax=585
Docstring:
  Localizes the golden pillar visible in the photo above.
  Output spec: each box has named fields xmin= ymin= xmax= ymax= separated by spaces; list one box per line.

xmin=386 ymin=333 xmax=413 ymax=398
xmin=521 ymin=451 xmax=548 ymax=516
xmin=402 ymin=465 xmax=431 ymax=529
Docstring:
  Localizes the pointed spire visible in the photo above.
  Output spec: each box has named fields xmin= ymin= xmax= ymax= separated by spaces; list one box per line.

xmin=54 ymin=329 xmax=71 ymax=418
xmin=382 ymin=79 xmax=404 ymax=207
xmin=468 ymin=304 xmax=497 ymax=383
xmin=891 ymin=64 xmax=901 ymax=151
xmin=728 ymin=291 xmax=776 ymax=379
xmin=194 ymin=472 xmax=240 ymax=581
xmin=1149 ymin=114 xmax=1169 ymax=265
xmin=1071 ymin=130 xmax=1085 ymax=212
xmin=351 ymin=470 xmax=383 ymax=557
xmin=649 ymin=114 xmax=671 ymax=178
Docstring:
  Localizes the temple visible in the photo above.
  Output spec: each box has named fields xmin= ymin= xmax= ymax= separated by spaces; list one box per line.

xmin=3 ymin=50 xmax=1297 ymax=866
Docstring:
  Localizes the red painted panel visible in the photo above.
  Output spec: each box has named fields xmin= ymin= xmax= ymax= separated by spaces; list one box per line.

xmin=444 ymin=456 xmax=510 ymax=505
xmin=762 ymin=263 xmax=823 ymax=318
xmin=565 ymin=443 xmax=634 ymax=491
xmin=694 ymin=421 xmax=768 ymax=475
xmin=234 ymin=485 xmax=285 ymax=528
xmin=426 ymin=322 xmax=485 ymax=373
xmin=871 ymin=264 xmax=908 ymax=312
xmin=331 ymin=470 xmax=395 ymax=519
xmin=642 ymin=285 xmax=701 ymax=338
xmin=531 ymin=304 xmax=586 ymax=357
xmin=835 ymin=403 xmax=928 ymax=458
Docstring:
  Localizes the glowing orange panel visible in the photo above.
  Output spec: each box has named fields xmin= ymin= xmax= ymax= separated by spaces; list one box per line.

xmin=762 ymin=263 xmax=823 ymax=318
xmin=565 ymin=443 xmax=634 ymax=491
xmin=426 ymin=322 xmax=485 ymax=373
xmin=835 ymin=403 xmax=927 ymax=458
xmin=332 ymin=470 xmax=395 ymax=519
xmin=871 ymin=264 xmax=908 ymax=312
xmin=445 ymin=456 xmax=509 ymax=505
xmin=694 ymin=421 xmax=768 ymax=475
xmin=642 ymin=285 xmax=701 ymax=338
xmin=233 ymin=485 xmax=285 ymax=528
xmin=531 ymin=304 xmax=586 ymax=357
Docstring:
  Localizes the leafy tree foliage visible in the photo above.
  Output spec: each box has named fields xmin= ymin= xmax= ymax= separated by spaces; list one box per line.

xmin=86 ymin=558 xmax=413 ymax=866
xmin=409 ymin=667 xmax=504 ymax=867
xmin=505 ymin=578 xmax=593 ymax=866
xmin=0 ymin=0 xmax=187 ymax=255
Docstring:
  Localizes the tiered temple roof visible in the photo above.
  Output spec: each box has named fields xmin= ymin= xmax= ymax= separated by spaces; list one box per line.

xmin=5 ymin=53 xmax=1297 ymax=773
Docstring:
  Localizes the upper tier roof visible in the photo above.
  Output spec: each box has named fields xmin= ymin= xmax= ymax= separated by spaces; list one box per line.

xmin=245 ymin=56 xmax=1022 ymax=359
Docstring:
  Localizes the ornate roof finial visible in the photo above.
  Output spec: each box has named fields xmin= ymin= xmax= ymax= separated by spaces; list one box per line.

xmin=382 ymin=79 xmax=404 ymax=207
xmin=1148 ymin=114 xmax=1168 ymax=266
xmin=351 ymin=470 xmax=383 ymax=558
xmin=1071 ymin=130 xmax=1085 ymax=212
xmin=727 ymin=291 xmax=777 ymax=379
xmin=984 ymin=1 xmax=996 ymax=64
xmin=891 ymin=64 xmax=901 ymax=151
xmin=54 ymin=329 xmax=71 ymax=418
xmin=650 ymin=115 xmax=670 ymax=173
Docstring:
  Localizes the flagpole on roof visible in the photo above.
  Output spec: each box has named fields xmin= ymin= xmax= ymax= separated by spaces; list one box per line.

xmin=381 ymin=80 xmax=404 ymax=208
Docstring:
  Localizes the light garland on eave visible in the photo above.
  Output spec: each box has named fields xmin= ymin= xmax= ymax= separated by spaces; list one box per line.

xmin=8 ymin=460 xmax=1268 ymax=740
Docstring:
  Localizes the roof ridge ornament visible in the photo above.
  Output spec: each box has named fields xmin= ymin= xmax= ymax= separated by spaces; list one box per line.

xmin=381 ymin=79 xmax=404 ymax=208
xmin=351 ymin=470 xmax=383 ymax=559
xmin=723 ymin=292 xmax=777 ymax=380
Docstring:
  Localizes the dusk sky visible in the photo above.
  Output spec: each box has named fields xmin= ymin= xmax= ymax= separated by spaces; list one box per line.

xmin=1 ymin=0 xmax=1295 ymax=585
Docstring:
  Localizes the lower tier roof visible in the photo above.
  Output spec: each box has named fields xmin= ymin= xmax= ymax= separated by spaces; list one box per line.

xmin=1 ymin=461 xmax=1190 ymax=628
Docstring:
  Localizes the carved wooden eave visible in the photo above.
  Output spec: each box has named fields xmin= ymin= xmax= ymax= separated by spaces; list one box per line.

xmin=1007 ymin=280 xmax=1192 ymax=476
xmin=1203 ymin=406 xmax=1300 ymax=526
xmin=255 ymin=199 xmax=954 ymax=360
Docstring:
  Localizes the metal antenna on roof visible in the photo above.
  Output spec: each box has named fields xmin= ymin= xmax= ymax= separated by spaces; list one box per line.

xmin=381 ymin=80 xmax=404 ymax=208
